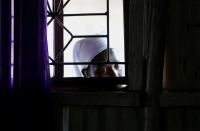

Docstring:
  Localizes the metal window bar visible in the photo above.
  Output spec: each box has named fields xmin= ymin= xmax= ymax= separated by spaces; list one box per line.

xmin=47 ymin=0 xmax=125 ymax=77
xmin=49 ymin=62 xmax=126 ymax=65
xmin=48 ymin=13 xmax=107 ymax=17
xmin=47 ymin=17 xmax=54 ymax=25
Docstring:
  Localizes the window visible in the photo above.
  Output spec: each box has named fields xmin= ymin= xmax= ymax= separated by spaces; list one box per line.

xmin=47 ymin=0 xmax=126 ymax=81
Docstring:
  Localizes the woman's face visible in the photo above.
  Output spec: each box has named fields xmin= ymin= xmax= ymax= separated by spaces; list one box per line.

xmin=82 ymin=49 xmax=124 ymax=77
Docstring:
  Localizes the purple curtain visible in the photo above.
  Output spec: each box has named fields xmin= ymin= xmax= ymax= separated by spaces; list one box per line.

xmin=14 ymin=0 xmax=50 ymax=94
xmin=0 ymin=0 xmax=13 ymax=130
xmin=13 ymin=0 xmax=54 ymax=130
xmin=0 ymin=0 xmax=54 ymax=130
xmin=0 ymin=0 xmax=12 ymax=95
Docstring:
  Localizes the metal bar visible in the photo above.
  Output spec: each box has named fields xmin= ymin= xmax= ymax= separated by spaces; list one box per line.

xmin=63 ymin=13 xmax=107 ymax=16
xmin=73 ymin=35 xmax=107 ymax=38
xmin=49 ymin=62 xmax=126 ymax=65
xmin=54 ymin=37 xmax=73 ymax=61
xmin=55 ymin=17 xmax=73 ymax=36
xmin=106 ymin=0 xmax=110 ymax=62
xmin=58 ymin=0 xmax=70 ymax=14
xmin=47 ymin=17 xmax=54 ymax=26
xmin=49 ymin=56 xmax=56 ymax=63
xmin=48 ymin=13 xmax=107 ymax=17
xmin=123 ymin=0 xmax=128 ymax=79
xmin=54 ymin=0 xmax=64 ymax=78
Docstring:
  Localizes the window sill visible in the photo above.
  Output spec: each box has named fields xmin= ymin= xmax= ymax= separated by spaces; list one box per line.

xmin=52 ymin=91 xmax=140 ymax=107
xmin=51 ymin=77 xmax=128 ymax=91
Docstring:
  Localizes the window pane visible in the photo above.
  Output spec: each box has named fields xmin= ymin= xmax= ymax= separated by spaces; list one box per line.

xmin=63 ymin=0 xmax=106 ymax=13
xmin=63 ymin=38 xmax=81 ymax=63
xmin=109 ymin=0 xmax=125 ymax=61
xmin=50 ymin=65 xmax=54 ymax=77
xmin=64 ymin=65 xmax=84 ymax=77
xmin=47 ymin=18 xmax=55 ymax=77
xmin=63 ymin=16 xmax=107 ymax=35
xmin=47 ymin=19 xmax=54 ymax=60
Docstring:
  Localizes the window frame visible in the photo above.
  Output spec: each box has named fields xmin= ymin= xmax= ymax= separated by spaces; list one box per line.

xmin=47 ymin=0 xmax=129 ymax=91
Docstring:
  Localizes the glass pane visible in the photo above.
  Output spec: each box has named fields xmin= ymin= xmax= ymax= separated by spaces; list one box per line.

xmin=64 ymin=65 xmax=85 ymax=77
xmin=109 ymin=0 xmax=125 ymax=61
xmin=47 ymin=19 xmax=55 ymax=77
xmin=50 ymin=65 xmax=54 ymax=77
xmin=63 ymin=16 xmax=107 ymax=35
xmin=63 ymin=31 xmax=73 ymax=62
xmin=63 ymin=0 xmax=106 ymax=14
xmin=47 ymin=19 xmax=54 ymax=60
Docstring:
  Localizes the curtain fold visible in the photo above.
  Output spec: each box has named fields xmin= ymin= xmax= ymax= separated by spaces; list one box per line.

xmin=13 ymin=0 xmax=54 ymax=130
xmin=0 ymin=0 xmax=54 ymax=130
xmin=0 ymin=0 xmax=12 ymax=95
xmin=14 ymin=0 xmax=50 ymax=95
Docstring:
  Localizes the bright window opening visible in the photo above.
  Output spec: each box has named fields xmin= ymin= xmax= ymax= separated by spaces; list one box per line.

xmin=47 ymin=0 xmax=125 ymax=78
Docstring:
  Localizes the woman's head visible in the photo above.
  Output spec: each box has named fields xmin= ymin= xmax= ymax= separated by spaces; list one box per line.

xmin=73 ymin=38 xmax=123 ymax=77
xmin=82 ymin=48 xmax=124 ymax=77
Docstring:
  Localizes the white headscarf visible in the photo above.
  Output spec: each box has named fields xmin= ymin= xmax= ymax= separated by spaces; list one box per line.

xmin=73 ymin=38 xmax=107 ymax=76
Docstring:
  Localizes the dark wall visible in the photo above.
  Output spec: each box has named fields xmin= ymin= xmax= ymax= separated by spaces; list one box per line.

xmin=55 ymin=0 xmax=200 ymax=131
xmin=162 ymin=0 xmax=200 ymax=131
xmin=164 ymin=0 xmax=200 ymax=91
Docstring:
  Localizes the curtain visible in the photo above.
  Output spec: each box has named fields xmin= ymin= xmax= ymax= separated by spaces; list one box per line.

xmin=0 ymin=0 xmax=14 ymax=130
xmin=13 ymin=0 xmax=54 ymax=130
xmin=0 ymin=0 xmax=12 ymax=95
xmin=1 ymin=0 xmax=54 ymax=130
xmin=14 ymin=0 xmax=50 ymax=94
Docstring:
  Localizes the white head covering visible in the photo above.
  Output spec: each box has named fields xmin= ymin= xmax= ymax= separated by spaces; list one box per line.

xmin=73 ymin=38 xmax=107 ymax=76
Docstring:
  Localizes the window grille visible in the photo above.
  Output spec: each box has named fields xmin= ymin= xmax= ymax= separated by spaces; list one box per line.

xmin=47 ymin=0 xmax=126 ymax=79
